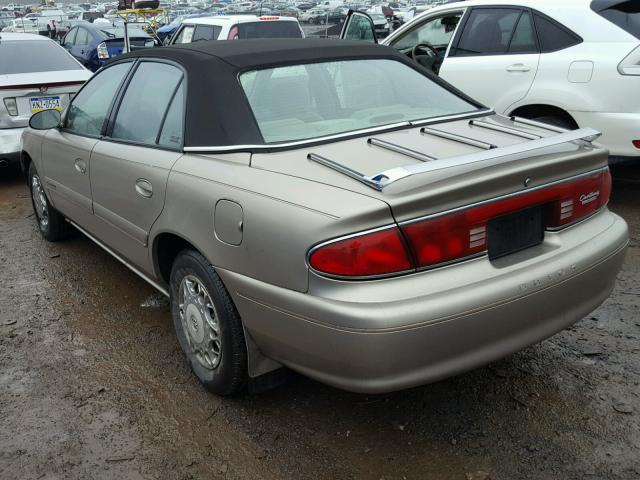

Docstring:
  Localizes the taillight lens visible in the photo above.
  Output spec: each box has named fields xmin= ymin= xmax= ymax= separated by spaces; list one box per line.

xmin=546 ymin=168 xmax=611 ymax=228
xmin=97 ymin=42 xmax=109 ymax=59
xmin=3 ymin=97 xmax=18 ymax=116
xmin=309 ymin=227 xmax=412 ymax=277
xmin=309 ymin=169 xmax=611 ymax=278
xmin=618 ymin=45 xmax=640 ymax=76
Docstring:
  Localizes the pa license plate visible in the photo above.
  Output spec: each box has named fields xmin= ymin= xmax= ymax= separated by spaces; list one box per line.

xmin=30 ymin=96 xmax=61 ymax=113
xmin=488 ymin=206 xmax=544 ymax=260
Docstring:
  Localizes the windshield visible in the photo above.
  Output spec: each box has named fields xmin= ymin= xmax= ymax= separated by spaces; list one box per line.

xmin=240 ymin=59 xmax=478 ymax=144
xmin=236 ymin=20 xmax=302 ymax=38
xmin=0 ymin=40 xmax=83 ymax=75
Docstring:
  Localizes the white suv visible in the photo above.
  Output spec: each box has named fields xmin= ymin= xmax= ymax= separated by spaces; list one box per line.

xmin=169 ymin=15 xmax=304 ymax=44
xmin=343 ymin=0 xmax=640 ymax=162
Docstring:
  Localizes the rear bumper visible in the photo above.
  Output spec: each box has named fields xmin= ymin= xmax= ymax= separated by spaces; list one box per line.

xmin=570 ymin=111 xmax=640 ymax=158
xmin=0 ymin=127 xmax=24 ymax=159
xmin=220 ymin=210 xmax=628 ymax=393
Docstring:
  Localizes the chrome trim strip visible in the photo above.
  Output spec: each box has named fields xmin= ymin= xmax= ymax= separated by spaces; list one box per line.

xmin=182 ymin=110 xmax=494 ymax=153
xmin=183 ymin=122 xmax=411 ymax=153
xmin=307 ymin=153 xmax=385 ymax=191
xmin=367 ymin=137 xmax=437 ymax=162
xmin=510 ymin=116 xmax=568 ymax=134
xmin=420 ymin=127 xmax=497 ymax=150
xmin=369 ymin=128 xmax=602 ymax=190
xmin=398 ymin=167 xmax=608 ymax=226
xmin=469 ymin=119 xmax=541 ymax=140
xmin=409 ymin=108 xmax=494 ymax=126
xmin=67 ymin=220 xmax=170 ymax=297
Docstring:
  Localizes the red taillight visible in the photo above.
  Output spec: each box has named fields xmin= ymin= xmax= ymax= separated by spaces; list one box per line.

xmin=546 ymin=168 xmax=611 ymax=228
xmin=308 ymin=227 xmax=412 ymax=277
xmin=633 ymin=140 xmax=640 ymax=149
xmin=309 ymin=169 xmax=611 ymax=277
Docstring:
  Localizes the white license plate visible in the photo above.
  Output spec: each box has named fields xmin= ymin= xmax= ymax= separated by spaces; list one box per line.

xmin=30 ymin=96 xmax=61 ymax=113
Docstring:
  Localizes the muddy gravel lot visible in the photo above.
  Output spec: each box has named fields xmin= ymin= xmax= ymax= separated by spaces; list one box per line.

xmin=1 ymin=165 xmax=639 ymax=480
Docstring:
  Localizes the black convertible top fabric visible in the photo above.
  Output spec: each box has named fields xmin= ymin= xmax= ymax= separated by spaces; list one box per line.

xmin=113 ymin=39 xmax=478 ymax=148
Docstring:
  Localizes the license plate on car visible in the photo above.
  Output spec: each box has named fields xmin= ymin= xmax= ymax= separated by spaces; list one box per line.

xmin=29 ymin=96 xmax=61 ymax=113
xmin=488 ymin=206 xmax=544 ymax=260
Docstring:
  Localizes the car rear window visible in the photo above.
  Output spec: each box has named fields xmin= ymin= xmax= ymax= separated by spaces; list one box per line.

xmin=592 ymin=0 xmax=640 ymax=39
xmin=236 ymin=20 xmax=302 ymax=39
xmin=0 ymin=40 xmax=83 ymax=75
xmin=239 ymin=59 xmax=478 ymax=144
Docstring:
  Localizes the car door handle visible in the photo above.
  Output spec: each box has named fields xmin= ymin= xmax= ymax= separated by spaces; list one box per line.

xmin=135 ymin=179 xmax=153 ymax=198
xmin=506 ymin=64 xmax=531 ymax=73
xmin=74 ymin=158 xmax=87 ymax=174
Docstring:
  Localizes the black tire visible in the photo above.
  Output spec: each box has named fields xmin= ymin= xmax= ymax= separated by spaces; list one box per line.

xmin=531 ymin=115 xmax=577 ymax=130
xmin=170 ymin=250 xmax=247 ymax=395
xmin=28 ymin=162 xmax=70 ymax=242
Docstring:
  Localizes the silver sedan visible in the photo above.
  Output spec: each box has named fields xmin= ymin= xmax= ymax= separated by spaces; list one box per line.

xmin=21 ymin=39 xmax=628 ymax=395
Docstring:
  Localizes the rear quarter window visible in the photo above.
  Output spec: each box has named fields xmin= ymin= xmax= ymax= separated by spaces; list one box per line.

xmin=592 ymin=0 xmax=640 ymax=39
xmin=532 ymin=13 xmax=582 ymax=52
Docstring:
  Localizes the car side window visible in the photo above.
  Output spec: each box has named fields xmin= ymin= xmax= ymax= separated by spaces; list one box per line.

xmin=158 ymin=82 xmax=185 ymax=148
xmin=508 ymin=10 xmax=537 ymax=53
xmin=63 ymin=27 xmax=77 ymax=46
xmin=391 ymin=12 xmax=462 ymax=51
xmin=193 ymin=24 xmax=220 ymax=41
xmin=75 ymin=27 xmax=89 ymax=45
xmin=65 ymin=62 xmax=131 ymax=137
xmin=452 ymin=8 xmax=522 ymax=56
xmin=173 ymin=25 xmax=195 ymax=44
xmin=111 ymin=62 xmax=184 ymax=146
xmin=533 ymin=13 xmax=582 ymax=52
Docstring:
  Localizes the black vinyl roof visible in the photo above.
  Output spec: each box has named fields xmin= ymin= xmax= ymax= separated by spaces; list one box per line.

xmin=112 ymin=39 xmax=480 ymax=149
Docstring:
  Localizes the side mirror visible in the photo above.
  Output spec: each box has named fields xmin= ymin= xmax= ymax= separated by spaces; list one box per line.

xmin=340 ymin=10 xmax=377 ymax=44
xmin=29 ymin=109 xmax=61 ymax=130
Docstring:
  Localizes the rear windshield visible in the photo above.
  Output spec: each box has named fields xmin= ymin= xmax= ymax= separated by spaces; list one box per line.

xmin=240 ymin=59 xmax=478 ymax=144
xmin=237 ymin=20 xmax=302 ymax=39
xmin=593 ymin=0 xmax=640 ymax=39
xmin=0 ymin=40 xmax=82 ymax=75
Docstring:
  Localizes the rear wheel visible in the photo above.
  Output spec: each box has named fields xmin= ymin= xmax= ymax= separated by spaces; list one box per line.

xmin=28 ymin=162 xmax=69 ymax=241
xmin=170 ymin=250 xmax=247 ymax=395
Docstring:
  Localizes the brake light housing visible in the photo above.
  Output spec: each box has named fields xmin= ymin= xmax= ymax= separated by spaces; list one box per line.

xmin=308 ymin=227 xmax=412 ymax=278
xmin=308 ymin=168 xmax=611 ymax=279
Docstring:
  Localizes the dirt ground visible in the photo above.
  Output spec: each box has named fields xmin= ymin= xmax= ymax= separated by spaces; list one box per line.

xmin=0 ymin=164 xmax=638 ymax=480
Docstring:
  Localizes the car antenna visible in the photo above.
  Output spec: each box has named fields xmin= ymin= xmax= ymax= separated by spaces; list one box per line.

xmin=259 ymin=0 xmax=263 ymax=17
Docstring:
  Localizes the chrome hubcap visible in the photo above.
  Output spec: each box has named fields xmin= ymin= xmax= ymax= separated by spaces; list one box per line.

xmin=31 ymin=174 xmax=49 ymax=229
xmin=178 ymin=275 xmax=221 ymax=370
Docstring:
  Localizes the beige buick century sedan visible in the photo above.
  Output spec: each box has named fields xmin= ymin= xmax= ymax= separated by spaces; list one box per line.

xmin=21 ymin=39 xmax=628 ymax=395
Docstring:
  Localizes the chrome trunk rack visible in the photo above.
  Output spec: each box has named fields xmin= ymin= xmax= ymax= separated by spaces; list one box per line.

xmin=308 ymin=124 xmax=601 ymax=192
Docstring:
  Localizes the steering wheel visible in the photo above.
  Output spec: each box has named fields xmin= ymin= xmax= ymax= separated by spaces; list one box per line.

xmin=411 ymin=42 xmax=439 ymax=73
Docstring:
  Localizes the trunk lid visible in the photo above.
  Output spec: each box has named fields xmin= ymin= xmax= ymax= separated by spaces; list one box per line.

xmin=250 ymin=114 xmax=608 ymax=222
xmin=0 ymin=70 xmax=89 ymax=129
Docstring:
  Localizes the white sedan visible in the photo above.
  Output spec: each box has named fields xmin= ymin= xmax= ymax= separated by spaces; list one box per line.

xmin=0 ymin=33 xmax=91 ymax=169
xmin=343 ymin=0 xmax=640 ymax=163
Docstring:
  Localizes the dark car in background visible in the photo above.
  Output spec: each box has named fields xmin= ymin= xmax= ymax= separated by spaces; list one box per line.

xmin=61 ymin=22 xmax=155 ymax=71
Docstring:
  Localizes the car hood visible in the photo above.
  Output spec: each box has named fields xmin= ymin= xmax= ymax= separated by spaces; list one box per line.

xmin=250 ymin=114 xmax=608 ymax=222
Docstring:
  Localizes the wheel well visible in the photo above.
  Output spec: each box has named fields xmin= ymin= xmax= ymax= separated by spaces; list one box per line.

xmin=509 ymin=104 xmax=579 ymax=129
xmin=155 ymin=233 xmax=197 ymax=285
